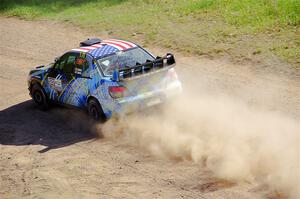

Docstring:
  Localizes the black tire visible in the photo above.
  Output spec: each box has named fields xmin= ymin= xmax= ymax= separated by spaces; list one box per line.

xmin=87 ymin=98 xmax=106 ymax=122
xmin=31 ymin=83 xmax=49 ymax=111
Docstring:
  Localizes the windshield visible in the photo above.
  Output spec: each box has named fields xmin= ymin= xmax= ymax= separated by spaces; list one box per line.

xmin=97 ymin=47 xmax=154 ymax=76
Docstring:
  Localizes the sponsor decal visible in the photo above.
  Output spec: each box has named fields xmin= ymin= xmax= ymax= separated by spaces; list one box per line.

xmin=75 ymin=58 xmax=86 ymax=65
xmin=74 ymin=67 xmax=82 ymax=75
xmin=80 ymin=52 xmax=86 ymax=58
xmin=48 ymin=76 xmax=63 ymax=92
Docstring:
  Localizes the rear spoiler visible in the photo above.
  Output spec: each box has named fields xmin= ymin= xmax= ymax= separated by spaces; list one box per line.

xmin=112 ymin=53 xmax=176 ymax=81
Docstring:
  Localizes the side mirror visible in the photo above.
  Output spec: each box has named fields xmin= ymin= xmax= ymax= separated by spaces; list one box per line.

xmin=166 ymin=53 xmax=175 ymax=65
xmin=111 ymin=69 xmax=119 ymax=82
xmin=35 ymin=65 xmax=45 ymax=69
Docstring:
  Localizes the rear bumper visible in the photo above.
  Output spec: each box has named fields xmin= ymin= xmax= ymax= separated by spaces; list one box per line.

xmin=109 ymin=80 xmax=182 ymax=117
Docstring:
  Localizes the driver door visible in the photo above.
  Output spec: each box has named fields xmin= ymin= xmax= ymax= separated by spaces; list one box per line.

xmin=47 ymin=52 xmax=76 ymax=102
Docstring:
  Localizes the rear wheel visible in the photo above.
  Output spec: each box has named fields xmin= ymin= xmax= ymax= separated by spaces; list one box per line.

xmin=87 ymin=98 xmax=106 ymax=122
xmin=31 ymin=83 xmax=49 ymax=110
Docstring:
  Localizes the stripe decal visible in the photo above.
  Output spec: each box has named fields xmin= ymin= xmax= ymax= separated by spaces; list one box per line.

xmin=50 ymin=74 xmax=62 ymax=100
xmin=101 ymin=41 xmax=126 ymax=50
xmin=103 ymin=40 xmax=129 ymax=49
xmin=80 ymin=47 xmax=97 ymax=50
xmin=41 ymin=73 xmax=49 ymax=86
xmin=72 ymin=39 xmax=135 ymax=53
xmin=58 ymin=77 xmax=75 ymax=100
xmin=108 ymin=39 xmax=136 ymax=48
xmin=72 ymin=48 xmax=89 ymax=52
xmin=92 ymin=44 xmax=102 ymax=48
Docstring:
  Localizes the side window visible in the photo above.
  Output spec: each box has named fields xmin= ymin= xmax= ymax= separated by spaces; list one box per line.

xmin=55 ymin=54 xmax=68 ymax=70
xmin=74 ymin=56 xmax=89 ymax=76
xmin=62 ymin=54 xmax=76 ymax=75
xmin=55 ymin=53 xmax=77 ymax=75
xmin=55 ymin=52 xmax=90 ymax=77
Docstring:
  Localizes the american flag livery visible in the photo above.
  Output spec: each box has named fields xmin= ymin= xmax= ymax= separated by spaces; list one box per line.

xmin=28 ymin=38 xmax=182 ymax=120
xmin=71 ymin=39 xmax=137 ymax=58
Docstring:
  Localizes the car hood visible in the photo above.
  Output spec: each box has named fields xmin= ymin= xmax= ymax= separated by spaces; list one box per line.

xmin=29 ymin=64 xmax=53 ymax=76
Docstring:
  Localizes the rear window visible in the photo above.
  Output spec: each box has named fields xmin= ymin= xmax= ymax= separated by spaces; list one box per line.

xmin=97 ymin=47 xmax=154 ymax=76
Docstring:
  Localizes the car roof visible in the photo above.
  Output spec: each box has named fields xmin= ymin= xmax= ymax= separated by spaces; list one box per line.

xmin=71 ymin=39 xmax=137 ymax=59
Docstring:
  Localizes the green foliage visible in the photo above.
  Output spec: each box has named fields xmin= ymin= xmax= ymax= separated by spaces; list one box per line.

xmin=0 ymin=0 xmax=126 ymax=18
xmin=1 ymin=0 xmax=299 ymax=66
xmin=1 ymin=0 xmax=299 ymax=27
xmin=219 ymin=0 xmax=300 ymax=27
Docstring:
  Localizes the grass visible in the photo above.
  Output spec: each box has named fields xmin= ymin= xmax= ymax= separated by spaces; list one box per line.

xmin=1 ymin=0 xmax=299 ymax=67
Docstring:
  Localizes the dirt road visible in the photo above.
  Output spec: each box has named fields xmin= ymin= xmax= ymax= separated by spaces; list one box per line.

xmin=0 ymin=17 xmax=299 ymax=199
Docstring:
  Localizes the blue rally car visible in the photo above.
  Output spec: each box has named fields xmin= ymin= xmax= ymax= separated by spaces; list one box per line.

xmin=28 ymin=38 xmax=182 ymax=120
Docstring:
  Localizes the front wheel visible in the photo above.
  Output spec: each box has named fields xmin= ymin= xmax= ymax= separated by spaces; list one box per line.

xmin=87 ymin=98 xmax=106 ymax=122
xmin=31 ymin=83 xmax=49 ymax=111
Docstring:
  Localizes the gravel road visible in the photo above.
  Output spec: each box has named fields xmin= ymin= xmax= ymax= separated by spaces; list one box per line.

xmin=0 ymin=17 xmax=299 ymax=199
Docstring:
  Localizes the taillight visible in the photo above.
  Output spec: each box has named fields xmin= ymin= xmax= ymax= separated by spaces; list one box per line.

xmin=109 ymin=86 xmax=126 ymax=98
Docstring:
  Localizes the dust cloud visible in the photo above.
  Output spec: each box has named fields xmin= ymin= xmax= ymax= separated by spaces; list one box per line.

xmin=98 ymin=80 xmax=299 ymax=198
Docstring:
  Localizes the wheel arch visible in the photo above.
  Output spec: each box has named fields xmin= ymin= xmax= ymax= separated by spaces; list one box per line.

xmin=87 ymin=95 xmax=99 ymax=104
xmin=87 ymin=96 xmax=103 ymax=111
xmin=30 ymin=80 xmax=43 ymax=93
xmin=30 ymin=80 xmax=50 ymax=101
xmin=87 ymin=95 xmax=107 ymax=120
xmin=30 ymin=80 xmax=49 ymax=110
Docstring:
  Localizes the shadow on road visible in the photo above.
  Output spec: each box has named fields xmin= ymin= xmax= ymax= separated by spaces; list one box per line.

xmin=0 ymin=100 xmax=99 ymax=153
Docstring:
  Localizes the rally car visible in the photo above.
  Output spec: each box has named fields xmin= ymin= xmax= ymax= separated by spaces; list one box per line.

xmin=28 ymin=38 xmax=182 ymax=121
